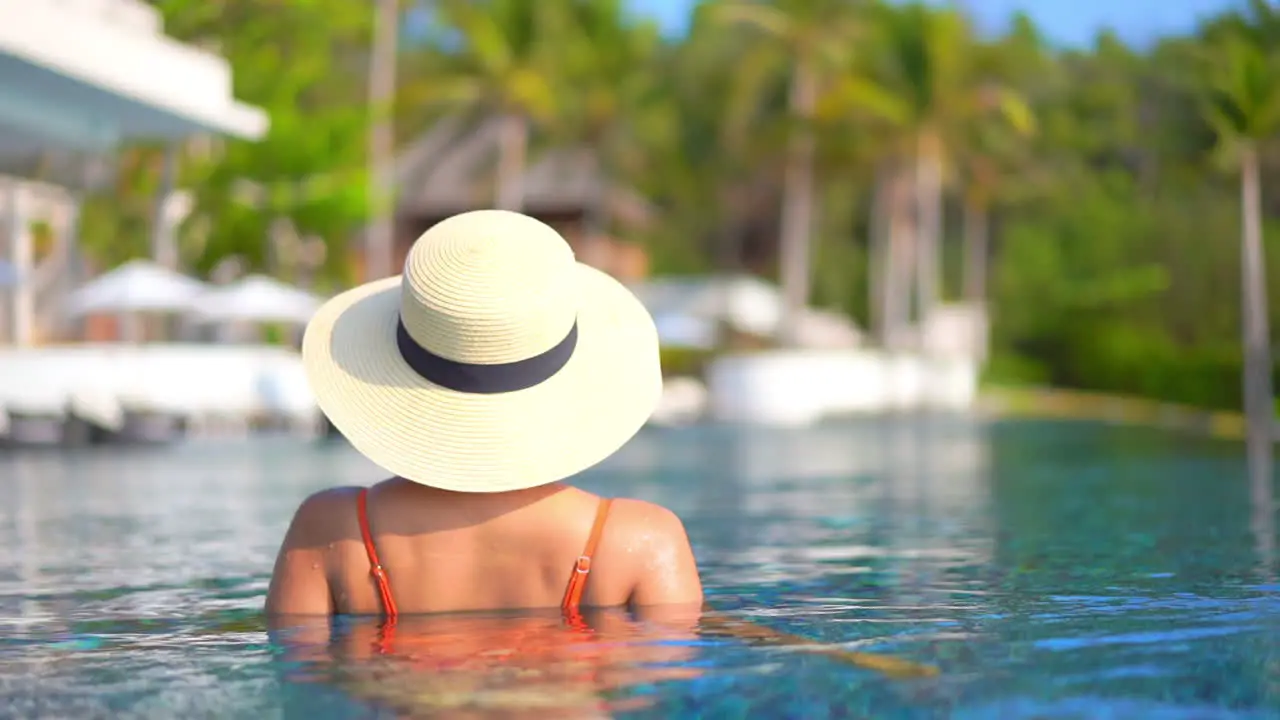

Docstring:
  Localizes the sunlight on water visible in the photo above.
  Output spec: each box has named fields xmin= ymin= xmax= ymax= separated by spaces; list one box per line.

xmin=0 ymin=418 xmax=1277 ymax=718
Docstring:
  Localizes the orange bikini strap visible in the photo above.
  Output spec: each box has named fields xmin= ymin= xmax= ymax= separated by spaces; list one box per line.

xmin=357 ymin=488 xmax=399 ymax=619
xmin=561 ymin=498 xmax=613 ymax=611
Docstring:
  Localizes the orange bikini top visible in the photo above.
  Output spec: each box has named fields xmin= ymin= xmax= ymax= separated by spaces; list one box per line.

xmin=355 ymin=487 xmax=614 ymax=621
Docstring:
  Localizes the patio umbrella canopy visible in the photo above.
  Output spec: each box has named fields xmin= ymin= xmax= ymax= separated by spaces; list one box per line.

xmin=189 ymin=275 xmax=323 ymax=325
xmin=630 ymin=275 xmax=783 ymax=337
xmin=63 ymin=259 xmax=208 ymax=316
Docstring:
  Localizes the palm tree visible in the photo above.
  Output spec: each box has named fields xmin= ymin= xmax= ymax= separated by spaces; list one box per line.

xmin=415 ymin=0 xmax=561 ymax=210
xmin=554 ymin=0 xmax=667 ymax=266
xmin=653 ymin=7 xmax=785 ymax=342
xmin=821 ymin=3 xmax=1030 ymax=346
xmin=952 ymin=25 xmax=1041 ymax=310
xmin=365 ymin=0 xmax=399 ymax=281
xmin=864 ymin=3 xmax=965 ymax=332
xmin=812 ymin=53 xmax=911 ymax=347
xmin=713 ymin=0 xmax=862 ymax=346
xmin=955 ymin=95 xmax=1036 ymax=309
xmin=1199 ymin=27 xmax=1280 ymax=486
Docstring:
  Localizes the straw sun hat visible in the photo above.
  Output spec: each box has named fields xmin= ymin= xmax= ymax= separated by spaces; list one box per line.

xmin=302 ymin=209 xmax=662 ymax=493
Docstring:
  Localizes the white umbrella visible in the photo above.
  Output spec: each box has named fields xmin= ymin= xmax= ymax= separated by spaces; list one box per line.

xmin=652 ymin=312 xmax=716 ymax=349
xmin=190 ymin=274 xmax=323 ymax=325
xmin=632 ymin=275 xmax=783 ymax=337
xmin=64 ymin=260 xmax=208 ymax=316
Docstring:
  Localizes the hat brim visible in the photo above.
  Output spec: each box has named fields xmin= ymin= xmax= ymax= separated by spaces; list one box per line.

xmin=301 ymin=263 xmax=662 ymax=492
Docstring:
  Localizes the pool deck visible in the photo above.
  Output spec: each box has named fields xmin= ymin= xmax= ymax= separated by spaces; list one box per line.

xmin=0 ymin=343 xmax=321 ymax=448
xmin=979 ymin=385 xmax=1260 ymax=441
xmin=0 ymin=340 xmax=1264 ymax=450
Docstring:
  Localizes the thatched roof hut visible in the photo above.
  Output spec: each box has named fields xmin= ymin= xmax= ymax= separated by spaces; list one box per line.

xmin=394 ymin=115 xmax=653 ymax=227
xmin=368 ymin=115 xmax=654 ymax=281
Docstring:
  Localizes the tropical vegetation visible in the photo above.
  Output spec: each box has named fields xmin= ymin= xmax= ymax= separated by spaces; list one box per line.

xmin=78 ymin=0 xmax=1280 ymax=413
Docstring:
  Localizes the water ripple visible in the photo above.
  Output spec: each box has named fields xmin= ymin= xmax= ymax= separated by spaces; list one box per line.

xmin=0 ymin=420 xmax=1275 ymax=718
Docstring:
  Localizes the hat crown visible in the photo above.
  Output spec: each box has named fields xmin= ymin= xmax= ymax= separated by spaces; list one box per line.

xmin=399 ymin=210 xmax=578 ymax=364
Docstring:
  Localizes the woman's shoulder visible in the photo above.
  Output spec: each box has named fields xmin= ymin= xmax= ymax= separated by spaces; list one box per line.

xmin=592 ymin=496 xmax=702 ymax=605
xmin=283 ymin=485 xmax=368 ymax=542
xmin=291 ymin=478 xmax=399 ymax=514
xmin=605 ymin=497 xmax=687 ymax=525
xmin=598 ymin=497 xmax=694 ymax=549
xmin=292 ymin=485 xmax=363 ymax=513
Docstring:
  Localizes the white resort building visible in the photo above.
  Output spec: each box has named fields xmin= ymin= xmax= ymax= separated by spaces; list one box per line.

xmin=0 ymin=0 xmax=267 ymax=346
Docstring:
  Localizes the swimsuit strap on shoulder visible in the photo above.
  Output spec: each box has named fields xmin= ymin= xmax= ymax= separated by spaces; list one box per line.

xmin=561 ymin=498 xmax=613 ymax=611
xmin=357 ymin=487 xmax=398 ymax=619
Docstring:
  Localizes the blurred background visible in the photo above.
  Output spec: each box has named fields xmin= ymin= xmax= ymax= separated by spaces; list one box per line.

xmin=1 ymin=2 xmax=1279 ymax=717
xmin=2 ymin=0 xmax=1280 ymax=440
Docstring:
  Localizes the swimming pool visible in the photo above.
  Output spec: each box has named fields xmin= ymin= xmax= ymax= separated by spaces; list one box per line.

xmin=0 ymin=417 xmax=1276 ymax=718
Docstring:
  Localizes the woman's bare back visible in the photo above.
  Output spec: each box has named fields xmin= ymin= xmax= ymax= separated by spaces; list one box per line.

xmin=265 ymin=479 xmax=703 ymax=615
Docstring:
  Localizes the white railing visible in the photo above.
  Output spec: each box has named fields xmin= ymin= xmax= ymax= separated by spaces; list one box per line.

xmin=0 ymin=343 xmax=321 ymax=429
xmin=44 ymin=0 xmax=163 ymax=35
xmin=706 ymin=349 xmax=979 ymax=426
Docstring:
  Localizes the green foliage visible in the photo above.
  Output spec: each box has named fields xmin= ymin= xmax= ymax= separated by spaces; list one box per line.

xmin=552 ymin=0 xmax=672 ymax=185
xmin=660 ymin=346 xmax=717 ymax=378
xmin=401 ymin=0 xmax=562 ymax=121
xmin=77 ymin=147 xmax=167 ymax=268
xmin=1197 ymin=31 xmax=1280 ymax=179
xmin=149 ymin=0 xmax=373 ymax=282
xmin=71 ymin=0 xmax=1280 ymax=411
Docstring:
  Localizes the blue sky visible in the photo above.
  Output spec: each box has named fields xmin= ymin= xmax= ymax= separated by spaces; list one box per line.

xmin=629 ymin=0 xmax=1244 ymax=47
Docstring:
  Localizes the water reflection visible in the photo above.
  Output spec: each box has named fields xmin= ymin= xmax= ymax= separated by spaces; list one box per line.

xmin=271 ymin=608 xmax=703 ymax=719
xmin=1249 ymin=456 xmax=1276 ymax=583
xmin=0 ymin=418 xmax=1276 ymax=717
xmin=592 ymin=416 xmax=995 ymax=599
xmin=986 ymin=421 xmax=1271 ymax=588
xmin=0 ymin=440 xmax=378 ymax=630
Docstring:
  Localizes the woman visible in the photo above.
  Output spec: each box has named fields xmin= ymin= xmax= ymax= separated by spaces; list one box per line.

xmin=266 ymin=209 xmax=703 ymax=617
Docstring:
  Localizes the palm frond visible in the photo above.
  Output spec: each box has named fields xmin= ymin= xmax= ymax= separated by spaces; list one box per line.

xmin=711 ymin=1 xmax=794 ymax=40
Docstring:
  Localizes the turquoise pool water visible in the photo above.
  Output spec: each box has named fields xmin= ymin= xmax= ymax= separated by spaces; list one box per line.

xmin=0 ymin=417 xmax=1276 ymax=718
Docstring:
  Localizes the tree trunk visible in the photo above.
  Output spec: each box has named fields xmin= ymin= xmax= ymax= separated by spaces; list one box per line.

xmin=580 ymin=149 xmax=610 ymax=270
xmin=914 ymin=131 xmax=943 ymax=344
xmin=962 ymin=192 xmax=988 ymax=306
xmin=150 ymin=146 xmax=178 ymax=270
xmin=716 ymin=186 xmax=744 ymax=350
xmin=885 ymin=165 xmax=915 ymax=351
xmin=869 ymin=168 xmax=889 ymax=344
xmin=776 ymin=60 xmax=818 ymax=347
xmin=1240 ymin=143 xmax=1275 ymax=532
xmin=495 ymin=113 xmax=528 ymax=211
xmin=365 ymin=0 xmax=398 ymax=281
xmin=4 ymin=180 xmax=33 ymax=347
